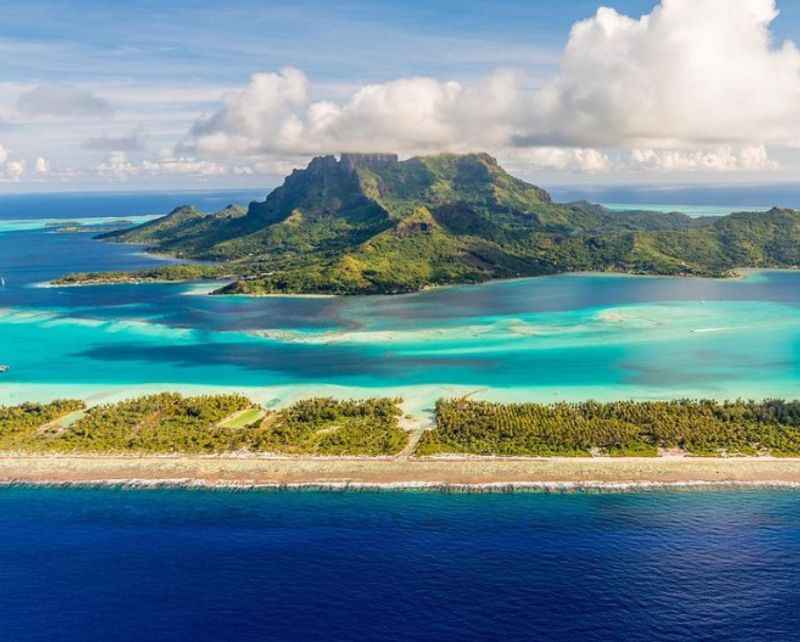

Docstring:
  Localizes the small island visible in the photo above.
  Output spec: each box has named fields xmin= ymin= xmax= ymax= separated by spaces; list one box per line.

xmin=5 ymin=393 xmax=800 ymax=489
xmin=53 ymin=152 xmax=800 ymax=295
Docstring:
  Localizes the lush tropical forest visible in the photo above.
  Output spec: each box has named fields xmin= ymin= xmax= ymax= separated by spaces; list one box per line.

xmin=4 ymin=394 xmax=800 ymax=457
xmin=417 ymin=398 xmax=800 ymax=457
xmin=0 ymin=394 xmax=407 ymax=456
xmin=247 ymin=397 xmax=407 ymax=456
xmin=0 ymin=393 xmax=800 ymax=457
xmin=0 ymin=399 xmax=86 ymax=450
xmin=54 ymin=152 xmax=800 ymax=295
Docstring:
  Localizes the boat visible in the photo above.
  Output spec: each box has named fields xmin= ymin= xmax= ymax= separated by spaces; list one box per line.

xmin=0 ymin=365 xmax=9 ymax=373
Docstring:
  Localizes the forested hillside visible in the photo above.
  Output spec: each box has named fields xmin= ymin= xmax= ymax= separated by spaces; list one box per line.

xmin=56 ymin=152 xmax=800 ymax=294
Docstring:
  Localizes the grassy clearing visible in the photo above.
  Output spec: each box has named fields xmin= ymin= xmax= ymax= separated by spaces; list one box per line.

xmin=217 ymin=407 xmax=266 ymax=429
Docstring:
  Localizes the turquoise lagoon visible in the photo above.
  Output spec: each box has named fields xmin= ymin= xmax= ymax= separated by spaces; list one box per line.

xmin=0 ymin=214 xmax=160 ymax=234
xmin=2 ymin=199 xmax=800 ymax=417
xmin=600 ymin=202 xmax=772 ymax=217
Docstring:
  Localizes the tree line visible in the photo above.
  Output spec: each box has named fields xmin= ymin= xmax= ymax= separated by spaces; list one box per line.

xmin=417 ymin=398 xmax=800 ymax=456
xmin=6 ymin=395 xmax=800 ymax=457
xmin=0 ymin=394 xmax=406 ymax=456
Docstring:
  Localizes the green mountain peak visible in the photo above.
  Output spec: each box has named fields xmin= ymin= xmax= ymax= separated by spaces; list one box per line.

xmin=74 ymin=152 xmax=800 ymax=295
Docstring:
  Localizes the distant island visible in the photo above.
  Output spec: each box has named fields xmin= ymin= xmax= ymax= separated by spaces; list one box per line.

xmin=54 ymin=152 xmax=800 ymax=295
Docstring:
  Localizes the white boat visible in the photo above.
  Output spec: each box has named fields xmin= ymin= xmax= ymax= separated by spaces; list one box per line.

xmin=0 ymin=365 xmax=9 ymax=373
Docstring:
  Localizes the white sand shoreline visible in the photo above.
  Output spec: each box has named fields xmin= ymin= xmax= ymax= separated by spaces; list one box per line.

xmin=3 ymin=455 xmax=800 ymax=491
xmin=45 ymin=267 xmax=795 ymax=297
xmin=3 ymin=478 xmax=800 ymax=492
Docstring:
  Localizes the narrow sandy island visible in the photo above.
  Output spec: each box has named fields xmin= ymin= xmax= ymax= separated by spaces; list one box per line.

xmin=4 ymin=455 xmax=800 ymax=490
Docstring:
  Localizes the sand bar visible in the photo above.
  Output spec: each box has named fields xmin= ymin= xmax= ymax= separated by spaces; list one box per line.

xmin=4 ymin=455 xmax=800 ymax=490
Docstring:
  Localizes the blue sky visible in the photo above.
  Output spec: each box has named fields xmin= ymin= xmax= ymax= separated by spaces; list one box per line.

xmin=2 ymin=0 xmax=800 ymax=190
xmin=1 ymin=1 xmax=656 ymax=83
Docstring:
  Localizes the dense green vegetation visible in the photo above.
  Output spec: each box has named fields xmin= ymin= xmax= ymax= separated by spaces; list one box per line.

xmin=0 ymin=394 xmax=406 ymax=455
xmin=7 ymin=395 xmax=800 ymax=457
xmin=54 ymin=152 xmax=800 ymax=295
xmin=54 ymin=263 xmax=230 ymax=286
xmin=56 ymin=393 xmax=252 ymax=453
xmin=0 ymin=399 xmax=86 ymax=450
xmin=248 ymin=397 xmax=407 ymax=455
xmin=417 ymin=398 xmax=800 ymax=457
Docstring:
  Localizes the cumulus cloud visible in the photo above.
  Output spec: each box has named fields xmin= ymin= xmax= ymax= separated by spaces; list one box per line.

xmin=34 ymin=157 xmax=49 ymax=175
xmin=181 ymin=67 xmax=524 ymax=158
xmin=628 ymin=145 xmax=779 ymax=172
xmin=0 ymin=143 xmax=27 ymax=180
xmin=523 ymin=0 xmax=800 ymax=149
xmin=3 ymin=159 xmax=25 ymax=180
xmin=95 ymin=151 xmax=136 ymax=178
xmin=95 ymin=151 xmax=240 ymax=180
xmin=510 ymin=147 xmax=612 ymax=173
xmin=142 ymin=157 xmax=229 ymax=176
xmin=180 ymin=0 xmax=799 ymax=174
xmin=17 ymin=85 xmax=113 ymax=118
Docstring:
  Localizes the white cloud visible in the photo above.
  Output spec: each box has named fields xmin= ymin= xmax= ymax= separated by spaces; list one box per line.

xmin=523 ymin=0 xmax=800 ymax=149
xmin=34 ymin=157 xmax=49 ymax=174
xmin=3 ymin=160 xmax=25 ymax=180
xmin=181 ymin=67 xmax=523 ymax=158
xmin=501 ymin=147 xmax=615 ymax=174
xmin=142 ymin=157 xmax=229 ymax=176
xmin=95 ymin=151 xmax=243 ymax=179
xmin=3 ymin=0 xmax=797 ymax=184
xmin=509 ymin=147 xmax=612 ymax=173
xmin=17 ymin=85 xmax=113 ymax=119
xmin=180 ymin=0 xmax=798 ymax=175
xmin=95 ymin=151 xmax=137 ymax=178
xmin=629 ymin=146 xmax=779 ymax=172
xmin=0 ymin=144 xmax=28 ymax=181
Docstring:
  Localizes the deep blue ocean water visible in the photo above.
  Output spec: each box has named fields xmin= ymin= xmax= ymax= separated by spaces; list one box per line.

xmin=3 ymin=193 xmax=800 ymax=640
xmin=0 ymin=189 xmax=268 ymax=221
xmin=1 ymin=487 xmax=800 ymax=642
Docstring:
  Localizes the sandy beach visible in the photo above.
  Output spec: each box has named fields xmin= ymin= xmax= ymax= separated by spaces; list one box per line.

xmin=4 ymin=454 xmax=800 ymax=490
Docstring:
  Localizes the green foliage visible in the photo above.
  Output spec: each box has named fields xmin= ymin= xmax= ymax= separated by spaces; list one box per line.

xmin=0 ymin=399 xmax=86 ymax=450
xmin=0 ymin=395 xmax=406 ymax=456
xmin=248 ymin=397 xmax=407 ymax=455
xmin=54 ymin=263 xmax=230 ymax=285
xmin=54 ymin=393 xmax=253 ymax=453
xmin=54 ymin=152 xmax=800 ymax=294
xmin=7 ymin=395 xmax=800 ymax=458
xmin=418 ymin=398 xmax=800 ymax=457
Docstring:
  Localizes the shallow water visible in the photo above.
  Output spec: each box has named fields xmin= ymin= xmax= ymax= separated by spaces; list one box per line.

xmin=2 ymin=193 xmax=800 ymax=412
xmin=1 ymin=487 xmax=799 ymax=642
xmin=600 ymin=202 xmax=771 ymax=217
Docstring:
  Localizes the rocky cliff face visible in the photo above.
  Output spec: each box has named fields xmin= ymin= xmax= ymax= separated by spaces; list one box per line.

xmin=246 ymin=154 xmax=367 ymax=227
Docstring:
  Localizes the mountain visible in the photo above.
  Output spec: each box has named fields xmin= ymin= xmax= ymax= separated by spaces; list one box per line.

xmin=99 ymin=203 xmax=246 ymax=251
xmin=61 ymin=152 xmax=800 ymax=294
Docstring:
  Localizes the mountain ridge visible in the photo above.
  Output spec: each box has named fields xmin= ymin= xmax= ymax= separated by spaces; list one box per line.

xmin=58 ymin=152 xmax=800 ymax=294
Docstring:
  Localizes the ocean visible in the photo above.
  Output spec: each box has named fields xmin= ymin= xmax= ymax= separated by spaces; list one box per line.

xmin=3 ymin=191 xmax=800 ymax=641
xmin=2 ymin=192 xmax=800 ymax=412
xmin=1 ymin=487 xmax=800 ymax=641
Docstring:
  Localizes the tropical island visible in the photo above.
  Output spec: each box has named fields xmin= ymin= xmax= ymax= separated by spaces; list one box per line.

xmin=5 ymin=394 xmax=800 ymax=488
xmin=53 ymin=152 xmax=800 ymax=295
